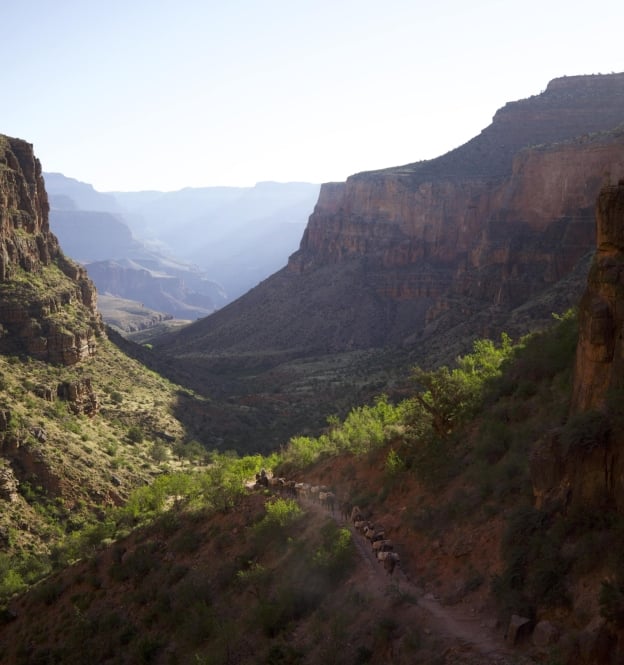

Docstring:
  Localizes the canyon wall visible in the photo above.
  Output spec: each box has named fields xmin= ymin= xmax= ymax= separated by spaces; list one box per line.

xmin=0 ymin=135 xmax=103 ymax=364
xmin=571 ymin=181 xmax=624 ymax=412
xmin=160 ymin=74 xmax=624 ymax=365
xmin=291 ymin=130 xmax=624 ymax=321
xmin=531 ymin=182 xmax=624 ymax=512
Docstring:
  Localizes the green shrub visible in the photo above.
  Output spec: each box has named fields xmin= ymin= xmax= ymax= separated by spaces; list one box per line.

xmin=311 ymin=521 xmax=355 ymax=583
xmin=264 ymin=643 xmax=304 ymax=665
xmin=255 ymin=587 xmax=321 ymax=638
xmin=561 ymin=410 xmax=611 ymax=456
xmin=475 ymin=419 xmax=512 ymax=464
xmin=150 ymin=441 xmax=169 ymax=462
xmin=178 ymin=600 xmax=215 ymax=646
xmin=257 ymin=498 xmax=303 ymax=531
xmin=600 ymin=578 xmax=624 ymax=625
xmin=127 ymin=425 xmax=144 ymax=444
xmin=384 ymin=448 xmax=407 ymax=476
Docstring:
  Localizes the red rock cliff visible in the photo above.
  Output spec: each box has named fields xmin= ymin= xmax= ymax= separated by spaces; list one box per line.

xmin=290 ymin=75 xmax=624 ymax=324
xmin=161 ymin=74 xmax=624 ymax=362
xmin=0 ymin=135 xmax=103 ymax=364
xmin=571 ymin=181 xmax=624 ymax=412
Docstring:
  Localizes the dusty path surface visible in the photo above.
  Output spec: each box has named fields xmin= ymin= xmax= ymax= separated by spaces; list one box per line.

xmin=301 ymin=495 xmax=529 ymax=665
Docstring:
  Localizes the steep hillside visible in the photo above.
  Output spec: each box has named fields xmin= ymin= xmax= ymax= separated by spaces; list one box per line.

xmin=0 ymin=135 xmax=207 ymax=561
xmin=2 ymin=300 xmax=622 ymax=664
xmin=162 ymin=74 xmax=624 ymax=360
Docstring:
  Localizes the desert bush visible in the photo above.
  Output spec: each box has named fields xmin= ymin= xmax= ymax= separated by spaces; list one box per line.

xmin=409 ymin=335 xmax=514 ymax=439
xmin=561 ymin=410 xmax=611 ymax=456
xmin=310 ymin=521 xmax=355 ymax=584
xmin=256 ymin=498 xmax=303 ymax=532
xmin=170 ymin=529 xmax=202 ymax=554
xmin=384 ymin=448 xmax=407 ymax=476
xmin=177 ymin=600 xmax=215 ymax=646
xmin=173 ymin=439 xmax=207 ymax=463
xmin=502 ymin=310 xmax=577 ymax=386
xmin=109 ymin=541 xmax=160 ymax=584
xmin=150 ymin=441 xmax=169 ymax=462
xmin=0 ymin=561 xmax=25 ymax=600
xmin=255 ymin=587 xmax=321 ymax=638
xmin=264 ymin=643 xmax=304 ymax=665
xmin=279 ymin=396 xmax=404 ymax=471
xmin=127 ymin=425 xmax=144 ymax=444
xmin=600 ymin=578 xmax=624 ymax=625
xmin=474 ymin=418 xmax=512 ymax=464
xmin=494 ymin=503 xmax=569 ymax=619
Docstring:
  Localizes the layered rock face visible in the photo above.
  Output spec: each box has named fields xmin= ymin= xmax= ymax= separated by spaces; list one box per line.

xmin=0 ymin=135 xmax=103 ymax=364
xmin=571 ymin=182 xmax=624 ymax=412
xmin=289 ymin=75 xmax=624 ymax=331
xmin=532 ymin=183 xmax=624 ymax=511
xmin=163 ymin=74 xmax=624 ymax=363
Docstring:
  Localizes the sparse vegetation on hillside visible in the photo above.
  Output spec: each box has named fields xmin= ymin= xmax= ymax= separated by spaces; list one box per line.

xmin=5 ymin=309 xmax=624 ymax=663
xmin=0 ymin=336 xmax=210 ymax=584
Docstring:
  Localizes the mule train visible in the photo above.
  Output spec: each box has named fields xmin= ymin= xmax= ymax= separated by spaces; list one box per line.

xmin=254 ymin=472 xmax=400 ymax=576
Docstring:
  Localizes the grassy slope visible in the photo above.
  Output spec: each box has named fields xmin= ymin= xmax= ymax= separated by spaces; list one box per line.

xmin=0 ymin=335 xmax=204 ymax=558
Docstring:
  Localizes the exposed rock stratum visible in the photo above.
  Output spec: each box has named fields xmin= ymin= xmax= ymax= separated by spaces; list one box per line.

xmin=0 ymin=135 xmax=103 ymax=364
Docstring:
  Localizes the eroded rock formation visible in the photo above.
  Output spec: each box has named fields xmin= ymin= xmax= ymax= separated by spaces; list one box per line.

xmin=290 ymin=79 xmax=624 ymax=328
xmin=57 ymin=377 xmax=99 ymax=416
xmin=0 ymin=135 xmax=103 ymax=364
xmin=571 ymin=181 xmax=624 ymax=412
xmin=532 ymin=182 xmax=624 ymax=511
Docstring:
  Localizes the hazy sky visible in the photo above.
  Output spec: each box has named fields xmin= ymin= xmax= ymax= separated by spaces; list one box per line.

xmin=2 ymin=1 xmax=622 ymax=192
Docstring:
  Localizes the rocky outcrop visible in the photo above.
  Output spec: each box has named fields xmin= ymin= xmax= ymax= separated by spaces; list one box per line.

xmin=0 ymin=135 xmax=103 ymax=364
xmin=530 ymin=182 xmax=624 ymax=510
xmin=0 ymin=464 xmax=19 ymax=502
xmin=57 ymin=377 xmax=99 ymax=416
xmin=571 ymin=181 xmax=624 ymax=412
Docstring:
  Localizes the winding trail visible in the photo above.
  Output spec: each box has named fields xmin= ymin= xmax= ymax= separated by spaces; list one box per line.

xmin=300 ymin=493 xmax=523 ymax=665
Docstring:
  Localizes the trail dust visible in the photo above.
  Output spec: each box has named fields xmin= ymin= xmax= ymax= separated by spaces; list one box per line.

xmin=298 ymin=491 xmax=530 ymax=665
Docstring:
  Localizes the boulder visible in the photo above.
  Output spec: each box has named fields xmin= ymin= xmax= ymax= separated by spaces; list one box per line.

xmin=0 ymin=464 xmax=20 ymax=502
xmin=506 ymin=614 xmax=532 ymax=646
xmin=532 ymin=620 xmax=559 ymax=648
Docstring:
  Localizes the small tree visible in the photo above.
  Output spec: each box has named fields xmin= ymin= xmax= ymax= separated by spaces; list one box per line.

xmin=409 ymin=334 xmax=513 ymax=439
xmin=127 ymin=425 xmax=144 ymax=444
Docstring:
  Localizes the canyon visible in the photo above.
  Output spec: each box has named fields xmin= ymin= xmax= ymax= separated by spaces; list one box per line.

xmin=3 ymin=73 xmax=624 ymax=664
xmin=149 ymin=74 xmax=624 ymax=449
xmin=161 ymin=74 xmax=624 ymax=365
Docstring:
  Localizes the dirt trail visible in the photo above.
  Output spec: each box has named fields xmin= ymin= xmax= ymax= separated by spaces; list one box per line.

xmin=302 ymin=496 xmax=522 ymax=665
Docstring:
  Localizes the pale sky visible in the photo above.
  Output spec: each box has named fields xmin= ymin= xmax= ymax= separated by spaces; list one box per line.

xmin=2 ymin=0 xmax=623 ymax=192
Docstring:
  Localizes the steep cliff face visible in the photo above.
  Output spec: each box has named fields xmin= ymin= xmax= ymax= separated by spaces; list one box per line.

xmin=0 ymin=135 xmax=103 ymax=364
xmin=571 ymin=182 xmax=624 ymax=412
xmin=159 ymin=73 xmax=624 ymax=374
xmin=290 ymin=83 xmax=624 ymax=323
xmin=531 ymin=183 xmax=624 ymax=512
